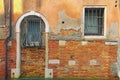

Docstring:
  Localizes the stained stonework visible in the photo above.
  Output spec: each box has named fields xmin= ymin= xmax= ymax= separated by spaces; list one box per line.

xmin=0 ymin=26 xmax=6 ymax=39
xmin=21 ymin=47 xmax=45 ymax=77
xmin=111 ymin=62 xmax=117 ymax=75
xmin=50 ymin=10 xmax=82 ymax=40
xmin=117 ymin=38 xmax=120 ymax=77
xmin=107 ymin=23 xmax=119 ymax=41
xmin=0 ymin=14 xmax=5 ymax=25
xmin=50 ymin=30 xmax=82 ymax=40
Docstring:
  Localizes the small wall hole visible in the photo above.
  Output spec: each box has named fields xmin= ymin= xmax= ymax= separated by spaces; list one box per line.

xmin=70 ymin=55 xmax=74 ymax=59
xmin=62 ymin=21 xmax=65 ymax=24
xmin=49 ymin=72 xmax=51 ymax=75
xmin=115 ymin=5 xmax=117 ymax=7
xmin=12 ymin=72 xmax=15 ymax=78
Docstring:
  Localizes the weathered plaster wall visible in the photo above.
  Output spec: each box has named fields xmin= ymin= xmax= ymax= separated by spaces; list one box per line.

xmin=0 ymin=0 xmax=6 ymax=39
xmin=13 ymin=0 xmax=120 ymax=39
xmin=55 ymin=10 xmax=81 ymax=34
xmin=0 ymin=15 xmax=5 ymax=25
xmin=107 ymin=23 xmax=119 ymax=41
xmin=50 ymin=10 xmax=82 ymax=40
xmin=13 ymin=0 xmax=119 ymax=78
xmin=0 ymin=0 xmax=5 ymax=25
xmin=0 ymin=0 xmax=120 ymax=78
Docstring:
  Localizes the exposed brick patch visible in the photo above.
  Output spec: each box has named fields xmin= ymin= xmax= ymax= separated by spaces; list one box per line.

xmin=0 ymin=40 xmax=5 ymax=78
xmin=48 ymin=40 xmax=118 ymax=78
xmin=0 ymin=40 xmax=17 ymax=78
xmin=8 ymin=40 xmax=16 ymax=78
xmin=21 ymin=47 xmax=45 ymax=77
xmin=60 ymin=29 xmax=80 ymax=37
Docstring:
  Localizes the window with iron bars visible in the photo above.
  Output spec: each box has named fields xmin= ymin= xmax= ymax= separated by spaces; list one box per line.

xmin=20 ymin=15 xmax=45 ymax=47
xmin=84 ymin=8 xmax=104 ymax=36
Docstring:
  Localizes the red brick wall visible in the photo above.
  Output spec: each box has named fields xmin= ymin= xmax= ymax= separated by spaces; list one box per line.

xmin=21 ymin=47 xmax=45 ymax=77
xmin=48 ymin=40 xmax=117 ymax=78
xmin=8 ymin=40 xmax=16 ymax=77
xmin=0 ymin=40 xmax=16 ymax=78
xmin=0 ymin=40 xmax=5 ymax=78
xmin=0 ymin=39 xmax=118 ymax=79
xmin=0 ymin=39 xmax=46 ymax=78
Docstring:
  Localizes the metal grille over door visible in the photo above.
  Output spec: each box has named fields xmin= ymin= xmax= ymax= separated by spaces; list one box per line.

xmin=20 ymin=15 xmax=45 ymax=47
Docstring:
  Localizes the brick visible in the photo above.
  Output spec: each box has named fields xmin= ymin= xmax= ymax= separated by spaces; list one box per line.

xmin=48 ymin=40 xmax=117 ymax=78
xmin=21 ymin=48 xmax=45 ymax=77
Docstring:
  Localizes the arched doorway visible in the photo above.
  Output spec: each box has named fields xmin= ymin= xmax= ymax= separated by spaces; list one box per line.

xmin=15 ymin=11 xmax=49 ymax=78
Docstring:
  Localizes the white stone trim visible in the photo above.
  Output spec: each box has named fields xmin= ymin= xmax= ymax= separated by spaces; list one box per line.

xmin=45 ymin=32 xmax=49 ymax=78
xmin=68 ymin=60 xmax=76 ymax=66
xmin=48 ymin=59 xmax=60 ymax=64
xmin=15 ymin=11 xmax=49 ymax=78
xmin=105 ymin=41 xmax=118 ymax=45
xmin=45 ymin=68 xmax=53 ymax=78
xmin=83 ymin=6 xmax=107 ymax=39
xmin=59 ymin=40 xmax=66 ymax=46
xmin=16 ymin=11 xmax=49 ymax=32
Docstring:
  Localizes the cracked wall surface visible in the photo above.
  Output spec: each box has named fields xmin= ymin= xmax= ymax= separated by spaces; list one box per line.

xmin=0 ymin=0 xmax=120 ymax=79
xmin=50 ymin=10 xmax=82 ymax=40
xmin=55 ymin=10 xmax=81 ymax=34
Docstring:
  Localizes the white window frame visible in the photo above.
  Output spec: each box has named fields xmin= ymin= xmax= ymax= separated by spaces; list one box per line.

xmin=83 ymin=6 xmax=107 ymax=39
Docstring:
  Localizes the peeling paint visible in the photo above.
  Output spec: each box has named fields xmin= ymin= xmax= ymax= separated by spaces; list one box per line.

xmin=55 ymin=10 xmax=81 ymax=34
xmin=50 ymin=10 xmax=82 ymax=40
xmin=49 ymin=31 xmax=82 ymax=40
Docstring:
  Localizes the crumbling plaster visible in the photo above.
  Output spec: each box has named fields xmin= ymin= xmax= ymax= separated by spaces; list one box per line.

xmin=55 ymin=10 xmax=81 ymax=34
xmin=50 ymin=10 xmax=82 ymax=40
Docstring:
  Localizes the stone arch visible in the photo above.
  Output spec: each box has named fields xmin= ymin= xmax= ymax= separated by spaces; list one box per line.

xmin=15 ymin=11 xmax=49 ymax=78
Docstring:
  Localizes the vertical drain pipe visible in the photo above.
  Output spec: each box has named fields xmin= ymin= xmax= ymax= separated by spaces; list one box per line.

xmin=5 ymin=0 xmax=12 ymax=79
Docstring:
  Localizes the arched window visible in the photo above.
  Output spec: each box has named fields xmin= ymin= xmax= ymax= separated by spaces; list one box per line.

xmin=20 ymin=15 xmax=45 ymax=47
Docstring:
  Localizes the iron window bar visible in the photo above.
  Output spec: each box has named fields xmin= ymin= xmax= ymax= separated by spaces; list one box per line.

xmin=21 ymin=16 xmax=45 ymax=48
xmin=85 ymin=8 xmax=104 ymax=35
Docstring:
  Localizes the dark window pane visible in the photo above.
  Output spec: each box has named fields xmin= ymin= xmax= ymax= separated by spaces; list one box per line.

xmin=20 ymin=16 xmax=45 ymax=47
xmin=84 ymin=8 xmax=104 ymax=35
